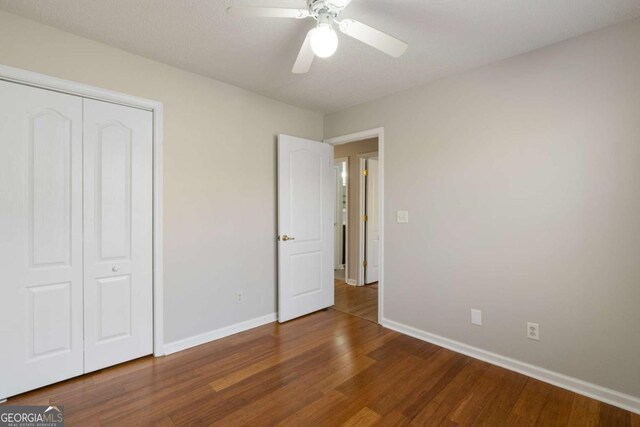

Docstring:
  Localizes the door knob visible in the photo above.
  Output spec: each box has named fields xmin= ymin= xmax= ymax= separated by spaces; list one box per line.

xmin=280 ymin=235 xmax=295 ymax=241
xmin=112 ymin=266 xmax=119 ymax=272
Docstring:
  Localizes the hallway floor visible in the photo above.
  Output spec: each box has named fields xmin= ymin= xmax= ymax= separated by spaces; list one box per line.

xmin=332 ymin=279 xmax=378 ymax=323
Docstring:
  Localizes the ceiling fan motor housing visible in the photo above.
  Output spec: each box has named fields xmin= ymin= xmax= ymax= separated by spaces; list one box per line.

xmin=308 ymin=0 xmax=347 ymax=20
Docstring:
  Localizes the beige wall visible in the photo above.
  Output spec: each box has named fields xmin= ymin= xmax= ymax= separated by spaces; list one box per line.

xmin=325 ymin=18 xmax=640 ymax=398
xmin=334 ymin=138 xmax=378 ymax=282
xmin=0 ymin=10 xmax=323 ymax=344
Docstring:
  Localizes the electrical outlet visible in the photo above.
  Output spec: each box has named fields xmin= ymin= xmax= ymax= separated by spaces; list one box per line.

xmin=527 ymin=322 xmax=539 ymax=341
xmin=236 ymin=291 xmax=243 ymax=304
xmin=471 ymin=309 xmax=482 ymax=326
xmin=396 ymin=211 xmax=409 ymax=223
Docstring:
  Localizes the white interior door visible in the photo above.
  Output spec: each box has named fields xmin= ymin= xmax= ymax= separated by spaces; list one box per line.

xmin=0 ymin=81 xmax=84 ymax=399
xmin=278 ymin=134 xmax=334 ymax=322
xmin=83 ymin=99 xmax=153 ymax=372
xmin=365 ymin=159 xmax=380 ymax=284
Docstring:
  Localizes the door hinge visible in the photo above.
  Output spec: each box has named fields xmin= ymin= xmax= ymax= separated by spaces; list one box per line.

xmin=363 ymin=214 xmax=368 ymax=222
xmin=363 ymin=260 xmax=368 ymax=268
xmin=363 ymin=169 xmax=368 ymax=176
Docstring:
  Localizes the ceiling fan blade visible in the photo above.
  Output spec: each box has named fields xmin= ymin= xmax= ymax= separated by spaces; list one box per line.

xmin=226 ymin=7 xmax=310 ymax=19
xmin=292 ymin=33 xmax=315 ymax=74
xmin=338 ymin=19 xmax=408 ymax=57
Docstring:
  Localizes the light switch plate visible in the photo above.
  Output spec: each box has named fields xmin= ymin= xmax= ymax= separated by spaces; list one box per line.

xmin=397 ymin=210 xmax=409 ymax=223
xmin=471 ymin=309 xmax=482 ymax=326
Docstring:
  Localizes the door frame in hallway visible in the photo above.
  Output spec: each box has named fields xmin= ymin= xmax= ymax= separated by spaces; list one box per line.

xmin=0 ymin=63 xmax=166 ymax=357
xmin=358 ymin=152 xmax=380 ymax=286
xmin=358 ymin=153 xmax=379 ymax=285
xmin=324 ymin=128 xmax=384 ymax=323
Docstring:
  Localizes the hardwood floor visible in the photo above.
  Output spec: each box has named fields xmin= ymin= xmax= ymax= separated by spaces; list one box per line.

xmin=2 ymin=310 xmax=638 ymax=426
xmin=333 ymin=279 xmax=378 ymax=323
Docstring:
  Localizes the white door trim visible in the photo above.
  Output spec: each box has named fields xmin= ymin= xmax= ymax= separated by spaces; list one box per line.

xmin=324 ymin=128 xmax=384 ymax=322
xmin=0 ymin=64 xmax=165 ymax=356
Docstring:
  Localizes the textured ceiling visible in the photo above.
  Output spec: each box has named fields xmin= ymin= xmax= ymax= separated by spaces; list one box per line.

xmin=1 ymin=0 xmax=639 ymax=113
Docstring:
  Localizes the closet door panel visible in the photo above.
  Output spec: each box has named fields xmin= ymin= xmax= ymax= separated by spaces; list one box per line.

xmin=0 ymin=81 xmax=84 ymax=400
xmin=97 ymin=121 xmax=132 ymax=261
xmin=83 ymin=99 xmax=153 ymax=373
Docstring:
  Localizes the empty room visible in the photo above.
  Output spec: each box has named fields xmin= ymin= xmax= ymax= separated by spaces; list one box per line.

xmin=0 ymin=1 xmax=639 ymax=426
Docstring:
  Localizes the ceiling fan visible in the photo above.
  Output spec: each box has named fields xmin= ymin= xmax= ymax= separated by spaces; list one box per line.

xmin=227 ymin=0 xmax=408 ymax=74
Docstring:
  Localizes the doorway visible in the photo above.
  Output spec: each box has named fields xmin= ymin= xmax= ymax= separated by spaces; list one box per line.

xmin=334 ymin=158 xmax=348 ymax=282
xmin=326 ymin=132 xmax=382 ymax=323
xmin=275 ymin=128 xmax=384 ymax=326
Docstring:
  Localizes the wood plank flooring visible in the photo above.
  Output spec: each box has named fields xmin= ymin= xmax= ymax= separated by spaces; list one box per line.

xmin=2 ymin=309 xmax=638 ymax=426
xmin=333 ymin=279 xmax=378 ymax=323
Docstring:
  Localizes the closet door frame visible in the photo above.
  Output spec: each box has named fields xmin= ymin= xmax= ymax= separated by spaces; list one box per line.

xmin=0 ymin=63 xmax=165 ymax=357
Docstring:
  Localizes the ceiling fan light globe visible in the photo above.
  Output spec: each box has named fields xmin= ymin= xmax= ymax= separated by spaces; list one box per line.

xmin=309 ymin=25 xmax=339 ymax=58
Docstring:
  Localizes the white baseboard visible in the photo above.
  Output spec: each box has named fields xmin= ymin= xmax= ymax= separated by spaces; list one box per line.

xmin=163 ymin=313 xmax=277 ymax=355
xmin=346 ymin=279 xmax=357 ymax=286
xmin=381 ymin=317 xmax=640 ymax=415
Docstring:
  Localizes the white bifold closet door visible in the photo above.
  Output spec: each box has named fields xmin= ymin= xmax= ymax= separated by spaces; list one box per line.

xmin=0 ymin=81 xmax=153 ymax=400
xmin=82 ymin=99 xmax=153 ymax=373
xmin=0 ymin=81 xmax=85 ymax=399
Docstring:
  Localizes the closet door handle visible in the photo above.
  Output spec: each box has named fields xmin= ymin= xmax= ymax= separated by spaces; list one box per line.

xmin=112 ymin=266 xmax=119 ymax=272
